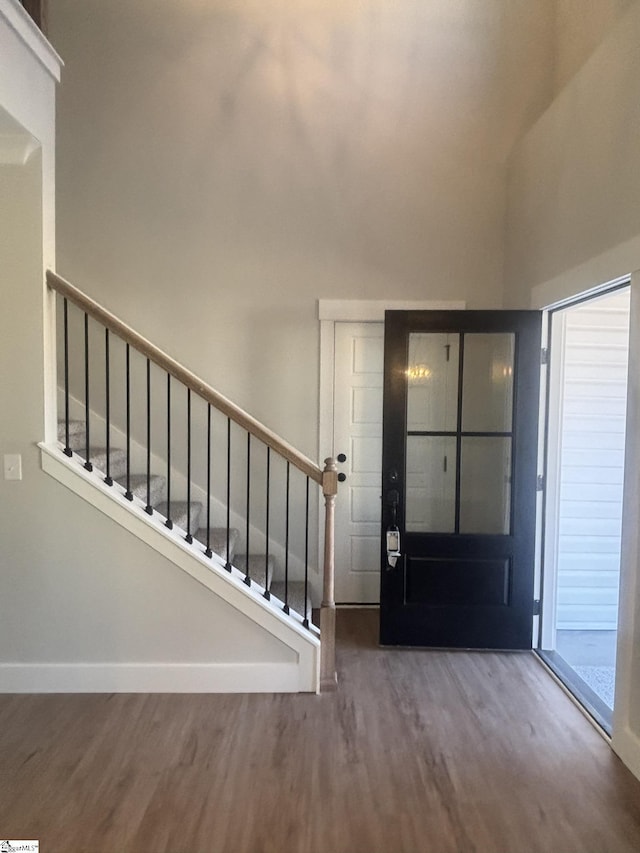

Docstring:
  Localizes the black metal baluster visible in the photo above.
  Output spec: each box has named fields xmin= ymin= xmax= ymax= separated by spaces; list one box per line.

xmin=83 ymin=312 xmax=92 ymax=471
xmin=124 ymin=344 xmax=133 ymax=500
xmin=225 ymin=417 xmax=232 ymax=570
xmin=263 ymin=447 xmax=271 ymax=600
xmin=165 ymin=373 xmax=173 ymax=529
xmin=205 ymin=404 xmax=212 ymax=558
xmin=104 ymin=328 xmax=113 ymax=485
xmin=63 ymin=298 xmax=72 ymax=457
xmin=303 ymin=476 xmax=310 ymax=628
xmin=244 ymin=433 xmax=251 ymax=586
xmin=145 ymin=358 xmax=153 ymax=514
xmin=185 ymin=388 xmax=193 ymax=543
xmin=283 ymin=461 xmax=290 ymax=615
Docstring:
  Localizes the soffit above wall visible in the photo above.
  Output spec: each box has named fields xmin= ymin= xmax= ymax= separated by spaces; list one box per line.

xmin=0 ymin=0 xmax=62 ymax=81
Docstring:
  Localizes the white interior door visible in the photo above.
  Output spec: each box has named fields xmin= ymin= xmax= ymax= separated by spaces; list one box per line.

xmin=333 ymin=322 xmax=383 ymax=603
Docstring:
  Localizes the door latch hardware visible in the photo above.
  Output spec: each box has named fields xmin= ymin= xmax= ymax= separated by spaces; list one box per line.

xmin=386 ymin=527 xmax=401 ymax=569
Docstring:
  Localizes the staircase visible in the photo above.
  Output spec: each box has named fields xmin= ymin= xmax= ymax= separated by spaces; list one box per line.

xmin=43 ymin=270 xmax=340 ymax=693
xmin=58 ymin=418 xmax=313 ymax=617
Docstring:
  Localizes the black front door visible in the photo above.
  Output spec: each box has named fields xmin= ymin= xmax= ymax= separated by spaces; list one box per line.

xmin=380 ymin=310 xmax=541 ymax=649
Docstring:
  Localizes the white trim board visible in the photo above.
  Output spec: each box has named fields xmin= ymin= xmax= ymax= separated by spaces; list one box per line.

xmin=39 ymin=444 xmax=320 ymax=694
xmin=0 ymin=662 xmax=303 ymax=694
xmin=613 ymin=726 xmax=640 ymax=783
xmin=318 ymin=299 xmax=466 ymax=322
xmin=612 ymin=270 xmax=640 ymax=780
xmin=539 ymin=309 xmax=566 ymax=651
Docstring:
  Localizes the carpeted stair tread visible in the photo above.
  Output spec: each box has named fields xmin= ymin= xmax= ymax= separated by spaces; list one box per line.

xmin=270 ymin=581 xmax=311 ymax=620
xmin=195 ymin=527 xmax=239 ymax=562
xmin=57 ymin=418 xmax=86 ymax=448
xmin=58 ymin=419 xmax=96 ymax=452
xmin=116 ymin=473 xmax=166 ymax=506
xmin=156 ymin=501 xmax=202 ymax=535
xmin=71 ymin=446 xmax=128 ymax=479
xmin=233 ymin=553 xmax=275 ymax=590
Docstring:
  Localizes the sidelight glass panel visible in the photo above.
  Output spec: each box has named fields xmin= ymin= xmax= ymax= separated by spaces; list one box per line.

xmin=405 ymin=436 xmax=456 ymax=532
xmin=462 ymin=334 xmax=515 ymax=433
xmin=407 ymin=333 xmax=459 ymax=432
xmin=459 ymin=437 xmax=511 ymax=534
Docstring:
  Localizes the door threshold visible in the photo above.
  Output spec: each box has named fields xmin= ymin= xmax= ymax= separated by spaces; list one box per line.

xmin=378 ymin=645 xmax=531 ymax=652
xmin=536 ymin=649 xmax=612 ymax=736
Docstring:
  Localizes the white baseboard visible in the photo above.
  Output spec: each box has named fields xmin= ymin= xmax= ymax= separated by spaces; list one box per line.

xmin=612 ymin=725 xmax=640 ymax=783
xmin=0 ymin=661 xmax=306 ymax=693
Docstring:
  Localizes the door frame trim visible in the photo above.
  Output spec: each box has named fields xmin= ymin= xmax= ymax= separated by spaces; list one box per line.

xmin=317 ymin=299 xmax=465 ymax=602
xmin=613 ymin=270 xmax=640 ymax=776
xmin=538 ymin=309 xmax=566 ymax=652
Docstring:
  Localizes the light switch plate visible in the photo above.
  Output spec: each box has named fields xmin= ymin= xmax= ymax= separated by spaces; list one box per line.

xmin=4 ymin=453 xmax=22 ymax=480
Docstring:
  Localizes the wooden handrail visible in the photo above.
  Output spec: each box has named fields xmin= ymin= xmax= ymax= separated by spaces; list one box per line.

xmin=47 ymin=270 xmax=323 ymax=485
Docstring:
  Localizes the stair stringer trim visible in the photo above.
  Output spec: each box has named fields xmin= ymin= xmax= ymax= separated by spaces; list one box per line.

xmin=39 ymin=444 xmax=320 ymax=694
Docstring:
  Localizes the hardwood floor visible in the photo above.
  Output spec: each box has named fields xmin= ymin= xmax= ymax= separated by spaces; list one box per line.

xmin=1 ymin=609 xmax=640 ymax=852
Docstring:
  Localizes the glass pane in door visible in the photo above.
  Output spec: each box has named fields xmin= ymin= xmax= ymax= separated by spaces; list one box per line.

xmin=462 ymin=334 xmax=515 ymax=432
xmin=459 ymin=437 xmax=512 ymax=534
xmin=407 ymin=333 xmax=459 ymax=432
xmin=406 ymin=436 xmax=456 ymax=532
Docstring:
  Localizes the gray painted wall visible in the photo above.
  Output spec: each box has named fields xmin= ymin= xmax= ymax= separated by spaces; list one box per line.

xmin=0 ymin=6 xmax=299 ymax=681
xmin=49 ymin=0 xmax=557 ymax=457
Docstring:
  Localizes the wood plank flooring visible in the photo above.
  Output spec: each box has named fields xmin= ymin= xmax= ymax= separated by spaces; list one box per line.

xmin=1 ymin=609 xmax=640 ymax=852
